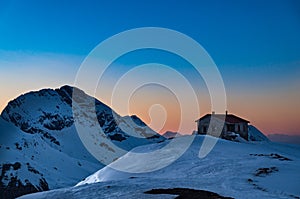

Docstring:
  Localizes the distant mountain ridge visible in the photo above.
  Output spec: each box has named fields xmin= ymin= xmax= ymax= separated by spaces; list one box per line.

xmin=268 ymin=134 xmax=300 ymax=145
xmin=0 ymin=85 xmax=165 ymax=199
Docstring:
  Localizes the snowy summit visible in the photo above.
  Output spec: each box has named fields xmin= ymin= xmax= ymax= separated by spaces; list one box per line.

xmin=0 ymin=85 xmax=164 ymax=198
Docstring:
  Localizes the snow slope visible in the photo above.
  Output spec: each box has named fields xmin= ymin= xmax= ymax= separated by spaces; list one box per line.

xmin=248 ymin=125 xmax=269 ymax=141
xmin=20 ymin=135 xmax=300 ymax=199
xmin=0 ymin=117 xmax=100 ymax=198
xmin=0 ymin=85 xmax=164 ymax=198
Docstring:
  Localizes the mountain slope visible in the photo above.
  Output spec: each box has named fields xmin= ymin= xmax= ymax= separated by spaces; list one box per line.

xmin=0 ymin=117 xmax=100 ymax=198
xmin=20 ymin=135 xmax=300 ymax=199
xmin=248 ymin=125 xmax=269 ymax=141
xmin=0 ymin=85 xmax=164 ymax=198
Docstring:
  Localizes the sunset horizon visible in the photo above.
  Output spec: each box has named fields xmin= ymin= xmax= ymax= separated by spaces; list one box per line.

xmin=0 ymin=81 xmax=298 ymax=136
xmin=1 ymin=1 xmax=299 ymax=137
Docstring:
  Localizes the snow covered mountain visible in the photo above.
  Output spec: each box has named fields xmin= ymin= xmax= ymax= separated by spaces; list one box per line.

xmin=0 ymin=85 xmax=165 ymax=198
xmin=20 ymin=135 xmax=300 ymax=199
xmin=248 ymin=125 xmax=269 ymax=142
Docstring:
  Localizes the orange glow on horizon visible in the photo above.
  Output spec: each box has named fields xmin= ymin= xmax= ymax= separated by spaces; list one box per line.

xmin=1 ymin=84 xmax=299 ymax=136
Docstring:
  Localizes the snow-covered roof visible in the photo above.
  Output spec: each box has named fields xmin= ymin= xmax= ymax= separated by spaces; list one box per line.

xmin=196 ymin=113 xmax=250 ymax=124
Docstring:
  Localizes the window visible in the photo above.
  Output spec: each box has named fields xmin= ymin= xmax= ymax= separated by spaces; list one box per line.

xmin=227 ymin=124 xmax=235 ymax=132
xmin=203 ymin=126 xmax=207 ymax=133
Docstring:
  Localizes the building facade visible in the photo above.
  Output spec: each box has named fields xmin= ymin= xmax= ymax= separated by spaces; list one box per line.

xmin=195 ymin=111 xmax=250 ymax=140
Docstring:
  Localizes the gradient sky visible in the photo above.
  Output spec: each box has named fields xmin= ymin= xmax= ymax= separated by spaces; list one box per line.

xmin=0 ymin=0 xmax=299 ymax=135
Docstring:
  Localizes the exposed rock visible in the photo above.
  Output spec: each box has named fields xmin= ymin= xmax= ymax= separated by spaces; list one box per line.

xmin=145 ymin=188 xmax=234 ymax=199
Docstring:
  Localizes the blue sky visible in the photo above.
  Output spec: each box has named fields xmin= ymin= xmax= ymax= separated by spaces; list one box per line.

xmin=0 ymin=0 xmax=299 ymax=134
xmin=1 ymin=0 xmax=300 ymax=69
xmin=1 ymin=0 xmax=300 ymax=63
xmin=1 ymin=0 xmax=300 ymax=88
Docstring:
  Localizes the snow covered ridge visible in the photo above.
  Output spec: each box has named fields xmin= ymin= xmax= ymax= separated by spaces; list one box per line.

xmin=248 ymin=125 xmax=269 ymax=142
xmin=1 ymin=85 xmax=164 ymax=146
xmin=0 ymin=85 xmax=165 ymax=199
xmin=19 ymin=135 xmax=300 ymax=199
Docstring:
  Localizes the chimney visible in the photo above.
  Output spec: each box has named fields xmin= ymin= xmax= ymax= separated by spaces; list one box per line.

xmin=212 ymin=111 xmax=215 ymax=115
xmin=225 ymin=110 xmax=228 ymax=115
